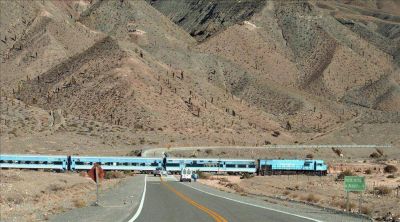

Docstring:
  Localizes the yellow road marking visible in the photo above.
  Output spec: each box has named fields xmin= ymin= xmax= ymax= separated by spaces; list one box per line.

xmin=160 ymin=177 xmax=228 ymax=222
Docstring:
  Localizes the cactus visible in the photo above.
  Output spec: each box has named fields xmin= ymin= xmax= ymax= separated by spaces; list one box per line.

xmin=286 ymin=121 xmax=292 ymax=130
xmin=160 ymin=86 xmax=162 ymax=95
xmin=181 ymin=71 xmax=183 ymax=80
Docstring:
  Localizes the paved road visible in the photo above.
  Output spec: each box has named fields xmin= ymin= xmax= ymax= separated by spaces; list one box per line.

xmin=134 ymin=176 xmax=318 ymax=222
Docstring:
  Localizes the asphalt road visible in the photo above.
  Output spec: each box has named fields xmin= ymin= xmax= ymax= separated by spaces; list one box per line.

xmin=134 ymin=176 xmax=315 ymax=222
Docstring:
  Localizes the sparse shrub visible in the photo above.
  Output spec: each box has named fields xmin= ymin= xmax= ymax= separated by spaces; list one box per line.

xmin=304 ymin=193 xmax=320 ymax=203
xmin=387 ymin=174 xmax=396 ymax=179
xmin=365 ymin=169 xmax=372 ymax=174
xmin=374 ymin=186 xmax=392 ymax=195
xmin=264 ymin=140 xmax=271 ymax=145
xmin=384 ymin=165 xmax=398 ymax=173
xmin=283 ymin=190 xmax=290 ymax=196
xmin=376 ymin=148 xmax=384 ymax=156
xmin=333 ymin=200 xmax=356 ymax=209
xmin=300 ymin=193 xmax=321 ymax=203
xmin=240 ymin=173 xmax=254 ymax=179
xmin=48 ymin=184 xmax=65 ymax=192
xmin=290 ymin=193 xmax=298 ymax=198
xmin=205 ymin=149 xmax=213 ymax=155
xmin=369 ymin=152 xmax=380 ymax=158
xmin=226 ymin=183 xmax=244 ymax=193
xmin=73 ymin=199 xmax=86 ymax=208
xmin=306 ymin=153 xmax=314 ymax=159
xmin=332 ymin=147 xmax=343 ymax=157
xmin=218 ymin=177 xmax=229 ymax=183
xmin=271 ymin=131 xmax=280 ymax=137
xmin=198 ymin=172 xmax=211 ymax=179
xmin=7 ymin=195 xmax=23 ymax=205
xmin=360 ymin=206 xmax=372 ymax=215
xmin=336 ymin=170 xmax=355 ymax=181
xmin=127 ymin=149 xmax=142 ymax=156
xmin=104 ymin=171 xmax=125 ymax=179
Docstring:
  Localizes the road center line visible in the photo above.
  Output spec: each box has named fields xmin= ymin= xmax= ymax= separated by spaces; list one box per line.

xmin=182 ymin=182 xmax=323 ymax=222
xmin=160 ymin=177 xmax=228 ymax=222
xmin=128 ymin=175 xmax=147 ymax=222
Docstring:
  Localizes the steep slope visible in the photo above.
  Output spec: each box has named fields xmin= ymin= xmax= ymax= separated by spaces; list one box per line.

xmin=146 ymin=0 xmax=267 ymax=41
xmin=0 ymin=0 xmax=104 ymax=94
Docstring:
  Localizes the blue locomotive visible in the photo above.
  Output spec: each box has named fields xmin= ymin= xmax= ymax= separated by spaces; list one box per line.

xmin=258 ymin=159 xmax=328 ymax=176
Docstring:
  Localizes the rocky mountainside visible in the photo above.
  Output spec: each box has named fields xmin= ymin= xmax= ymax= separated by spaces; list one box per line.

xmin=0 ymin=0 xmax=399 ymax=154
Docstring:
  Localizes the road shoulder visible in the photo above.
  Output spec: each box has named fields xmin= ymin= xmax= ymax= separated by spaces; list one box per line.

xmin=50 ymin=175 xmax=145 ymax=222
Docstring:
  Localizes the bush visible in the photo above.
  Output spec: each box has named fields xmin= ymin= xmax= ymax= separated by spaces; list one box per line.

xmin=205 ymin=149 xmax=213 ymax=155
xmin=369 ymin=152 xmax=381 ymax=158
xmin=226 ymin=183 xmax=244 ymax=193
xmin=240 ymin=173 xmax=254 ymax=179
xmin=333 ymin=200 xmax=356 ymax=210
xmin=48 ymin=184 xmax=65 ymax=192
xmin=336 ymin=170 xmax=355 ymax=181
xmin=127 ymin=149 xmax=142 ymax=156
xmin=376 ymin=148 xmax=384 ymax=156
xmin=271 ymin=131 xmax=280 ymax=137
xmin=360 ymin=206 xmax=372 ymax=215
xmin=306 ymin=153 xmax=314 ymax=159
xmin=384 ymin=165 xmax=398 ymax=173
xmin=104 ymin=171 xmax=126 ymax=179
xmin=365 ymin=169 xmax=372 ymax=174
xmin=73 ymin=199 xmax=86 ymax=208
xmin=300 ymin=193 xmax=320 ymax=203
xmin=374 ymin=186 xmax=392 ymax=195
xmin=387 ymin=174 xmax=396 ymax=179
xmin=198 ymin=172 xmax=211 ymax=179
xmin=332 ymin=147 xmax=343 ymax=157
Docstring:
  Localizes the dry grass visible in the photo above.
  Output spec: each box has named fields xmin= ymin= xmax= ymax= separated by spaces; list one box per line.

xmin=198 ymin=172 xmax=211 ymax=179
xmin=374 ymin=186 xmax=392 ymax=195
xmin=47 ymin=184 xmax=65 ymax=192
xmin=72 ymin=199 xmax=86 ymax=208
xmin=301 ymin=193 xmax=321 ymax=203
xmin=104 ymin=171 xmax=126 ymax=179
xmin=360 ymin=206 xmax=372 ymax=215
xmin=333 ymin=200 xmax=356 ymax=210
xmin=225 ymin=183 xmax=244 ymax=193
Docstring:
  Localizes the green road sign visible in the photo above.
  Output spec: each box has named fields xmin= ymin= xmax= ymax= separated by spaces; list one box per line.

xmin=344 ymin=176 xmax=366 ymax=192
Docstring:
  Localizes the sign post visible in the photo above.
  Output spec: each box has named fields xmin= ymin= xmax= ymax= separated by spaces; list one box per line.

xmin=344 ymin=176 xmax=365 ymax=213
xmin=88 ymin=163 xmax=104 ymax=206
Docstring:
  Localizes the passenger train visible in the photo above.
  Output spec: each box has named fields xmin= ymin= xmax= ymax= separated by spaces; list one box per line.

xmin=0 ymin=154 xmax=328 ymax=176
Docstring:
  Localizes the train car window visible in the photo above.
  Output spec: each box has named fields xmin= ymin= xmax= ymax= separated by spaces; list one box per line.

xmin=238 ymin=164 xmax=247 ymax=168
xmin=226 ymin=164 xmax=236 ymax=168
xmin=166 ymin=163 xmax=180 ymax=167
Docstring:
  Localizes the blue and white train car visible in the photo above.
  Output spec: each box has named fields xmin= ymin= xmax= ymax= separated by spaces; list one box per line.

xmin=0 ymin=154 xmax=68 ymax=171
xmin=166 ymin=158 xmax=256 ymax=174
xmin=258 ymin=159 xmax=327 ymax=176
xmin=70 ymin=156 xmax=163 ymax=172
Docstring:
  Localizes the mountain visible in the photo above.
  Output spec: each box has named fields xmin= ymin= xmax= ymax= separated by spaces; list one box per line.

xmin=1 ymin=0 xmax=399 ymax=154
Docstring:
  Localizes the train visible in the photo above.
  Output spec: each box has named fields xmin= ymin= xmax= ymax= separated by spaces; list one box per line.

xmin=0 ymin=154 xmax=328 ymax=176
